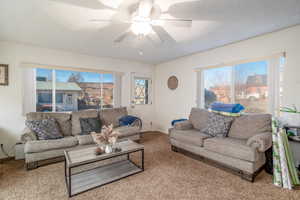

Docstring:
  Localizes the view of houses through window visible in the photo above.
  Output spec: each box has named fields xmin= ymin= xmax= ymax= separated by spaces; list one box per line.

xmin=36 ymin=68 xmax=114 ymax=112
xmin=204 ymin=61 xmax=269 ymax=113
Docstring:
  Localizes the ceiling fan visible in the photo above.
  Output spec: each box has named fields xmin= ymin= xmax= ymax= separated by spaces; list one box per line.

xmin=51 ymin=0 xmax=193 ymax=45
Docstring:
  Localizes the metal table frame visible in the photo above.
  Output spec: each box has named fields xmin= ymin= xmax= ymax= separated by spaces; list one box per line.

xmin=64 ymin=148 xmax=144 ymax=197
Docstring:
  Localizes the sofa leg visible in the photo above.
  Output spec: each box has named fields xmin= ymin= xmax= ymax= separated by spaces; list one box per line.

xmin=240 ymin=172 xmax=254 ymax=182
xmin=135 ymin=139 xmax=141 ymax=144
xmin=171 ymin=145 xmax=178 ymax=152
xmin=26 ymin=162 xmax=38 ymax=170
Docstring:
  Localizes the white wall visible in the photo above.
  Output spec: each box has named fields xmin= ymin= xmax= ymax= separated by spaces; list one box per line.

xmin=154 ymin=25 xmax=300 ymax=133
xmin=0 ymin=41 xmax=154 ymax=158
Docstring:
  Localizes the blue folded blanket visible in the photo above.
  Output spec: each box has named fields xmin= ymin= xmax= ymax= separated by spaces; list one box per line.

xmin=211 ymin=102 xmax=245 ymax=113
xmin=119 ymin=115 xmax=140 ymax=126
xmin=171 ymin=119 xmax=188 ymax=126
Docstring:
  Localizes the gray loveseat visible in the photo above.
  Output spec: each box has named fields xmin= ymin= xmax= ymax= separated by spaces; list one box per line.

xmin=21 ymin=107 xmax=141 ymax=169
xmin=169 ymin=108 xmax=272 ymax=182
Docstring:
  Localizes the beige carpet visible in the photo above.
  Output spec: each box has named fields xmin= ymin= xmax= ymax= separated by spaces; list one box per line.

xmin=1 ymin=132 xmax=300 ymax=200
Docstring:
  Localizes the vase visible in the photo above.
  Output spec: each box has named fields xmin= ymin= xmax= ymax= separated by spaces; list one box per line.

xmin=105 ymin=144 xmax=113 ymax=154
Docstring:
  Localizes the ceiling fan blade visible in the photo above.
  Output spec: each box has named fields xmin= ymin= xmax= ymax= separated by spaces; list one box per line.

xmin=154 ymin=19 xmax=192 ymax=27
xmin=152 ymin=26 xmax=176 ymax=44
xmin=50 ymin=0 xmax=115 ymax=10
xmin=138 ymin=0 xmax=154 ymax=17
xmin=146 ymin=33 xmax=161 ymax=46
xmin=90 ymin=19 xmax=113 ymax=22
xmin=114 ymin=30 xmax=131 ymax=43
xmin=89 ymin=19 xmax=130 ymax=24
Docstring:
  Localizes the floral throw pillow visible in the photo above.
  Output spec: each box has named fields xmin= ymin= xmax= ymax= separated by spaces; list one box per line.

xmin=202 ymin=112 xmax=234 ymax=137
xmin=26 ymin=118 xmax=63 ymax=140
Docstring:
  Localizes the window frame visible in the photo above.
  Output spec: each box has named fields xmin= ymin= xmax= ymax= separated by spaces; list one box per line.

xmin=131 ymin=76 xmax=152 ymax=106
xmin=196 ymin=53 xmax=285 ymax=115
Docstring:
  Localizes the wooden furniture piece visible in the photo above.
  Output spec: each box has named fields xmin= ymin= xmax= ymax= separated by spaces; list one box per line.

xmin=64 ymin=140 xmax=144 ymax=197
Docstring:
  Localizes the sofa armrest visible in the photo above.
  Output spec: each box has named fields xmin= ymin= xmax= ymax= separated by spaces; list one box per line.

xmin=20 ymin=127 xmax=37 ymax=143
xmin=174 ymin=120 xmax=193 ymax=130
xmin=130 ymin=118 xmax=142 ymax=130
xmin=246 ymin=132 xmax=272 ymax=152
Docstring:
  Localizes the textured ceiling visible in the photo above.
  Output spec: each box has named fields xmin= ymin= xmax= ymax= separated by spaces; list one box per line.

xmin=0 ymin=0 xmax=300 ymax=64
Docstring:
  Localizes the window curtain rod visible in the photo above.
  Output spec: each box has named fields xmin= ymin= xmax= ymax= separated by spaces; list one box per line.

xmin=20 ymin=62 xmax=124 ymax=76
xmin=194 ymin=52 xmax=286 ymax=72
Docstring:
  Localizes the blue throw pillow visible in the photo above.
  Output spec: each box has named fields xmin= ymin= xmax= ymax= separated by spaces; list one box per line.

xmin=119 ymin=115 xmax=140 ymax=126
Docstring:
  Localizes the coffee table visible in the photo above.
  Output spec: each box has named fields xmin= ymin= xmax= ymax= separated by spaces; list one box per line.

xmin=64 ymin=140 xmax=144 ymax=197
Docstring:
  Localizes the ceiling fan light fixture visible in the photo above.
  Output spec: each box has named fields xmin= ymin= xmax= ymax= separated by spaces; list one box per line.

xmin=131 ymin=22 xmax=152 ymax=35
xmin=131 ymin=16 xmax=153 ymax=35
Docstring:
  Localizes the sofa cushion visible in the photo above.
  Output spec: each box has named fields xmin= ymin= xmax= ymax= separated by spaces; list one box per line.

xmin=99 ymin=107 xmax=128 ymax=127
xmin=79 ymin=117 xmax=102 ymax=135
xmin=24 ymin=136 xmax=78 ymax=153
xmin=203 ymin=137 xmax=259 ymax=162
xmin=25 ymin=118 xmax=63 ymax=140
xmin=76 ymin=126 xmax=140 ymax=145
xmin=114 ymin=126 xmax=140 ymax=137
xmin=170 ymin=129 xmax=211 ymax=147
xmin=189 ymin=108 xmax=209 ymax=130
xmin=228 ymin=114 xmax=272 ymax=139
xmin=72 ymin=110 xmax=98 ymax=135
xmin=76 ymin=135 xmax=95 ymax=145
xmin=202 ymin=112 xmax=234 ymax=137
xmin=26 ymin=112 xmax=72 ymax=137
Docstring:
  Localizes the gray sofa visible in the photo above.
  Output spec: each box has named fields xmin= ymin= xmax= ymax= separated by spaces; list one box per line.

xmin=169 ymin=108 xmax=272 ymax=182
xmin=21 ymin=107 xmax=141 ymax=169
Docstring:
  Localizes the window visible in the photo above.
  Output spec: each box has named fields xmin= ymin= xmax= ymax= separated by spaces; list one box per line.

xmin=234 ymin=61 xmax=268 ymax=113
xmin=36 ymin=68 xmax=115 ymax=112
xmin=132 ymin=77 xmax=151 ymax=105
xmin=199 ymin=55 xmax=284 ymax=114
xmin=36 ymin=68 xmax=53 ymax=112
xmin=204 ymin=66 xmax=232 ymax=108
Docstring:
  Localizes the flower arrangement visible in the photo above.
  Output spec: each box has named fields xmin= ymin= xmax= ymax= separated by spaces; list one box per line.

xmin=91 ymin=124 xmax=119 ymax=145
xmin=91 ymin=124 xmax=119 ymax=154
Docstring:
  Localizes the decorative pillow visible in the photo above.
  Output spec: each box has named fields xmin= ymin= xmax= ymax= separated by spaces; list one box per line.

xmin=25 ymin=118 xmax=63 ymax=140
xmin=202 ymin=112 xmax=234 ymax=137
xmin=228 ymin=114 xmax=272 ymax=139
xmin=79 ymin=117 xmax=102 ymax=135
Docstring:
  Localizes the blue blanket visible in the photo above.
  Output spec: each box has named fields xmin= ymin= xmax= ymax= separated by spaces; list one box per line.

xmin=171 ymin=119 xmax=188 ymax=126
xmin=211 ymin=102 xmax=245 ymax=113
xmin=119 ymin=115 xmax=140 ymax=126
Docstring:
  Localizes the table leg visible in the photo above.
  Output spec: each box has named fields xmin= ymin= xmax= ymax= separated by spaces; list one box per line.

xmin=141 ymin=149 xmax=144 ymax=171
xmin=68 ymin=167 xmax=72 ymax=197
